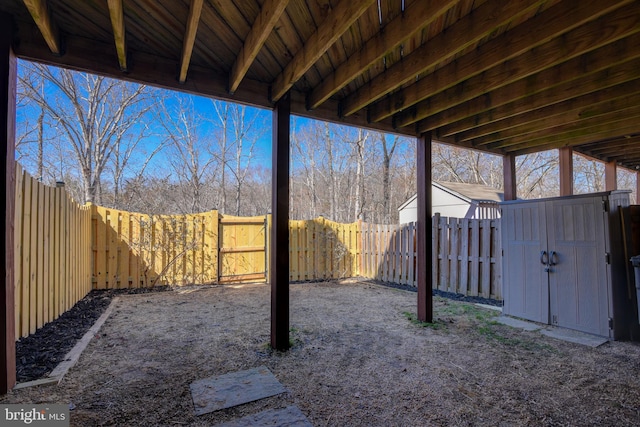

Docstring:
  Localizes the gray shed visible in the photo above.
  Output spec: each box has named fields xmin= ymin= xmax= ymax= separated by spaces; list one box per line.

xmin=501 ymin=191 xmax=639 ymax=340
xmin=398 ymin=181 xmax=504 ymax=224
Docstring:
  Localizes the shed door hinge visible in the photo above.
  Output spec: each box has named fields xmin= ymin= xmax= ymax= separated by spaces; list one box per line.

xmin=609 ymin=318 xmax=614 ymax=330
xmin=552 ymin=315 xmax=558 ymax=325
xmin=605 ymin=253 xmax=611 ymax=264
xmin=602 ymin=199 xmax=609 ymax=212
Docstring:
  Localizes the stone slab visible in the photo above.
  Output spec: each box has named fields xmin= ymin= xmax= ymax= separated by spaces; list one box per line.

xmin=540 ymin=328 xmax=608 ymax=348
xmin=494 ymin=315 xmax=543 ymax=331
xmin=191 ymin=366 xmax=286 ymax=416
xmin=216 ymin=405 xmax=312 ymax=427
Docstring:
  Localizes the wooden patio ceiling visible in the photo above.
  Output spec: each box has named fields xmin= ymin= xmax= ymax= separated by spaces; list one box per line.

xmin=2 ymin=0 xmax=640 ymax=170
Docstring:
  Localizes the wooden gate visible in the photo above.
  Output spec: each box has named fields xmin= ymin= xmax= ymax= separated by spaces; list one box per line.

xmin=218 ymin=215 xmax=267 ymax=283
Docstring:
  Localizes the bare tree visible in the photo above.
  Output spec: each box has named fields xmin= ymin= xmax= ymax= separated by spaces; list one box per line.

xmin=378 ymin=132 xmax=400 ymax=223
xmin=158 ymin=96 xmax=219 ymax=214
xmin=353 ymin=128 xmax=367 ymax=220
xmin=18 ymin=63 xmax=152 ymax=203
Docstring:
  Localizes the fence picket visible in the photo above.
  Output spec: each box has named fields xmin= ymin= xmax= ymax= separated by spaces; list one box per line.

xmin=450 ymin=218 xmax=459 ymax=294
xmin=480 ymin=219 xmax=491 ymax=298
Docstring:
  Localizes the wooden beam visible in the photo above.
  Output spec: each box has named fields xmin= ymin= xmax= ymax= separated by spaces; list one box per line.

xmin=270 ymin=91 xmax=290 ymax=350
xmin=559 ymin=147 xmax=574 ymax=196
xmin=580 ymin=135 xmax=640 ymax=155
xmin=270 ymin=0 xmax=375 ymax=103
xmin=431 ymin=37 xmax=640 ymax=138
xmin=106 ymin=0 xmax=127 ymax=71
xmin=179 ymin=0 xmax=204 ymax=84
xmin=469 ymin=89 xmax=640 ymax=147
xmin=509 ymin=122 xmax=640 ymax=156
xmin=341 ymin=0 xmax=546 ymax=118
xmin=416 ymin=132 xmax=432 ymax=323
xmin=503 ymin=153 xmax=517 ymax=201
xmin=397 ymin=0 xmax=640 ymax=130
xmin=488 ymin=107 xmax=640 ymax=151
xmin=637 ymin=171 xmax=640 ymax=203
xmin=229 ymin=0 xmax=289 ymax=94
xmin=0 ymin=12 xmax=17 ymax=394
xmin=22 ymin=0 xmax=61 ymax=55
xmin=306 ymin=0 xmax=456 ymax=110
xmin=606 ymin=160 xmax=618 ymax=191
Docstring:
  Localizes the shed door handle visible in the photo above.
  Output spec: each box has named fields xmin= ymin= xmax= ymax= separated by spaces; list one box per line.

xmin=540 ymin=250 xmax=548 ymax=266
xmin=549 ymin=250 xmax=558 ymax=266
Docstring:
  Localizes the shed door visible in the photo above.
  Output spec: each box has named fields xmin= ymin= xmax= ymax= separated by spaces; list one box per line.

xmin=546 ymin=197 xmax=610 ymax=337
xmin=502 ymin=202 xmax=549 ymax=324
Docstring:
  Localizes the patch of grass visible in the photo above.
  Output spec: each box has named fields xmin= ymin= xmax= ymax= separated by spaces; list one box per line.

xmin=436 ymin=300 xmax=495 ymax=322
xmin=258 ymin=327 xmax=304 ymax=353
xmin=477 ymin=323 xmax=557 ymax=352
xmin=402 ymin=311 xmax=446 ymax=330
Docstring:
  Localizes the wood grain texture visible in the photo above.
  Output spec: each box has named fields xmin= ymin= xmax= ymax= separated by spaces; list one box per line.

xmin=106 ymin=0 xmax=127 ymax=71
xmin=179 ymin=0 xmax=204 ymax=83
xmin=229 ymin=0 xmax=289 ymax=93
xmin=0 ymin=12 xmax=16 ymax=392
xmin=434 ymin=46 xmax=640 ymax=139
xmin=342 ymin=0 xmax=547 ymax=118
xmin=469 ymin=90 xmax=640 ymax=147
xmin=307 ymin=0 xmax=456 ymax=110
xmin=22 ymin=0 xmax=61 ymax=54
xmin=394 ymin=0 xmax=638 ymax=129
xmin=270 ymin=0 xmax=376 ymax=102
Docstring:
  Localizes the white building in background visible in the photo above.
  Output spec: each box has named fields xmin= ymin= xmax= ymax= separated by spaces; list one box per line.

xmin=398 ymin=181 xmax=504 ymax=224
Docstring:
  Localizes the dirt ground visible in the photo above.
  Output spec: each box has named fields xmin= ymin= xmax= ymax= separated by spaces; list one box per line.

xmin=3 ymin=280 xmax=640 ymax=426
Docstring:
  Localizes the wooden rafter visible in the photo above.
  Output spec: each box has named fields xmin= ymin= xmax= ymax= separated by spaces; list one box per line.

xmin=22 ymin=0 xmax=61 ymax=55
xmin=580 ymin=135 xmax=640 ymax=154
xmin=339 ymin=0 xmax=548 ymax=118
xmin=306 ymin=0 xmax=457 ymax=110
xmin=229 ymin=0 xmax=289 ymax=94
xmin=433 ymin=51 xmax=640 ymax=139
xmin=179 ymin=0 xmax=204 ymax=84
xmin=503 ymin=115 xmax=640 ymax=154
xmin=269 ymin=0 xmax=376 ymax=103
xmin=106 ymin=0 xmax=126 ymax=71
xmin=389 ymin=0 xmax=637 ymax=129
xmin=468 ymin=86 xmax=640 ymax=147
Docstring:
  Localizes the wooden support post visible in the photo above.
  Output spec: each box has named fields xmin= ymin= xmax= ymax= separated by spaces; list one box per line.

xmin=503 ymin=153 xmax=517 ymax=201
xmin=270 ymin=91 xmax=290 ymax=350
xmin=416 ymin=133 xmax=432 ymax=323
xmin=559 ymin=147 xmax=574 ymax=196
xmin=0 ymin=12 xmax=16 ymax=394
xmin=636 ymin=171 xmax=640 ymax=204
xmin=605 ymin=160 xmax=617 ymax=191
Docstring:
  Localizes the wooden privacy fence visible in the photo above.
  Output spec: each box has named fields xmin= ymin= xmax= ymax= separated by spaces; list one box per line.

xmin=13 ymin=164 xmax=92 ymax=339
xmin=91 ymin=210 xmax=360 ymax=286
xmin=289 ymin=217 xmax=359 ymax=281
xmin=360 ymin=214 xmax=502 ymax=300
xmin=14 ymin=171 xmax=503 ymax=339
xmin=92 ymin=207 xmax=221 ymax=288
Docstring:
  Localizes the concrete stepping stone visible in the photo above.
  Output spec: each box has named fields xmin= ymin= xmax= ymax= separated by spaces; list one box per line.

xmin=216 ymin=405 xmax=312 ymax=426
xmin=191 ymin=366 xmax=286 ymax=416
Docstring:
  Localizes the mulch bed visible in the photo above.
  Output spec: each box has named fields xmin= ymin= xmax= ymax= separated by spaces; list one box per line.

xmin=16 ymin=287 xmax=169 ymax=383
xmin=374 ymin=280 xmax=503 ymax=307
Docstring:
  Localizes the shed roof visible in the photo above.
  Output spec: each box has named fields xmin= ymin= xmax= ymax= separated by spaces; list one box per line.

xmin=398 ymin=181 xmax=504 ymax=211
xmin=2 ymin=0 xmax=640 ymax=168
